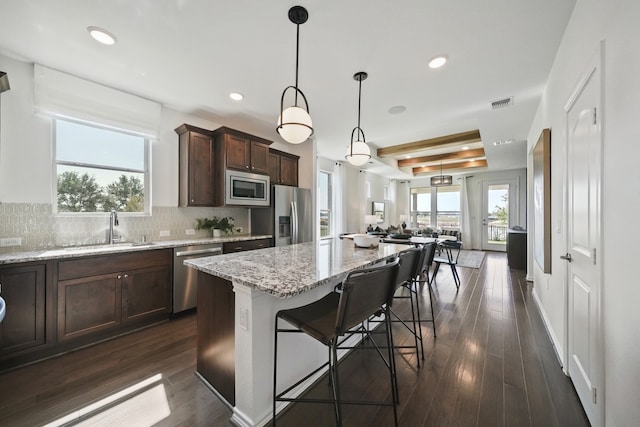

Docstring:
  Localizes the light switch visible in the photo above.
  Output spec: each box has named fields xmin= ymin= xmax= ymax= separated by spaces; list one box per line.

xmin=239 ymin=307 xmax=249 ymax=330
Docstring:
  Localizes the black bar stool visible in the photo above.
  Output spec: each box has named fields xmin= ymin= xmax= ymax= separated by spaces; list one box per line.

xmin=431 ymin=240 xmax=462 ymax=290
xmin=273 ymin=258 xmax=400 ymax=427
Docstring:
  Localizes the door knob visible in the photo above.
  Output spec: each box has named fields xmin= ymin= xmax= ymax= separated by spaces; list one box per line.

xmin=560 ymin=253 xmax=572 ymax=262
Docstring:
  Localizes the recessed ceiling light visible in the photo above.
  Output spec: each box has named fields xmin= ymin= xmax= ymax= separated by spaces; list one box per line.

xmin=229 ymin=92 xmax=244 ymax=101
xmin=388 ymin=105 xmax=406 ymax=114
xmin=87 ymin=26 xmax=117 ymax=45
xmin=428 ymin=55 xmax=448 ymax=69
xmin=405 ymin=155 xmax=412 ymax=159
xmin=462 ymin=146 xmax=469 ymax=150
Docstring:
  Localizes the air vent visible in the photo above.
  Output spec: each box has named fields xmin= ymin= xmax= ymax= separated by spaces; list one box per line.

xmin=491 ymin=96 xmax=514 ymax=110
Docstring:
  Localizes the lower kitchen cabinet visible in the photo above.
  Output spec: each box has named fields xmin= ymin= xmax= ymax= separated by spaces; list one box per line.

xmin=57 ymin=249 xmax=172 ymax=343
xmin=0 ymin=263 xmax=47 ymax=356
xmin=57 ymin=273 xmax=121 ymax=341
xmin=122 ymin=265 xmax=171 ymax=323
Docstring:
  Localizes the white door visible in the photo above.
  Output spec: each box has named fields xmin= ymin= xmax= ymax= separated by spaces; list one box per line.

xmin=481 ymin=179 xmax=518 ymax=251
xmin=564 ymin=49 xmax=603 ymax=426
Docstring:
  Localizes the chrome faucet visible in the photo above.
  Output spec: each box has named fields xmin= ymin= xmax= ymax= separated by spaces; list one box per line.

xmin=109 ymin=210 xmax=120 ymax=244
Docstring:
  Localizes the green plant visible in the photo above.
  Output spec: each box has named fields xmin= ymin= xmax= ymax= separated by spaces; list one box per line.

xmin=196 ymin=216 xmax=235 ymax=234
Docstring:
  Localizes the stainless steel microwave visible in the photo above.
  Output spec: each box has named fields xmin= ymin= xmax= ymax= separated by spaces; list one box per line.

xmin=225 ymin=169 xmax=270 ymax=206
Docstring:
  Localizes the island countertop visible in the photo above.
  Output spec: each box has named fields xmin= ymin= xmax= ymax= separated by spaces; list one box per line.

xmin=184 ymin=238 xmax=409 ymax=298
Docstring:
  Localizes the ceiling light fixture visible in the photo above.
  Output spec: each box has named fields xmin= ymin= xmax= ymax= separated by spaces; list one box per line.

xmin=430 ymin=161 xmax=453 ymax=187
xmin=276 ymin=6 xmax=313 ymax=144
xmin=87 ymin=26 xmax=117 ymax=45
xmin=345 ymin=71 xmax=371 ymax=166
xmin=229 ymin=92 xmax=244 ymax=101
xmin=428 ymin=55 xmax=448 ymax=69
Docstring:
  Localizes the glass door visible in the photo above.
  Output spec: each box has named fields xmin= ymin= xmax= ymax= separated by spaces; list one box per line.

xmin=481 ymin=179 xmax=517 ymax=251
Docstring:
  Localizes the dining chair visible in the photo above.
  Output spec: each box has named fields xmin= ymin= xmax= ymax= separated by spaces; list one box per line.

xmin=273 ymin=258 xmax=400 ymax=427
xmin=431 ymin=240 xmax=462 ymax=290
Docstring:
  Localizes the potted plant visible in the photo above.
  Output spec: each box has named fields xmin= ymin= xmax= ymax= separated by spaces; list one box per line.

xmin=196 ymin=216 xmax=235 ymax=237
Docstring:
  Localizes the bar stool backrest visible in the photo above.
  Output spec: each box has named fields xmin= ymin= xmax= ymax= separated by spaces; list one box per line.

xmin=335 ymin=258 xmax=400 ymax=335
xmin=419 ymin=242 xmax=437 ymax=276
xmin=395 ymin=248 xmax=421 ymax=290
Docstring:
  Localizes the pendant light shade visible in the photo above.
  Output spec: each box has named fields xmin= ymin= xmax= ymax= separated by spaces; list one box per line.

xmin=277 ymin=6 xmax=313 ymax=144
xmin=431 ymin=162 xmax=453 ymax=187
xmin=346 ymin=71 xmax=371 ymax=166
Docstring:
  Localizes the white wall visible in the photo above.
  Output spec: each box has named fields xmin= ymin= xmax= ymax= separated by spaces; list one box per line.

xmin=527 ymin=1 xmax=640 ymax=425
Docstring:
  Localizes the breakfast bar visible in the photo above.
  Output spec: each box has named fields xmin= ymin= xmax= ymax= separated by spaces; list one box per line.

xmin=184 ymin=239 xmax=408 ymax=427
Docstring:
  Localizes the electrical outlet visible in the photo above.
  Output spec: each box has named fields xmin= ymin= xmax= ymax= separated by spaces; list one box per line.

xmin=235 ymin=227 xmax=243 ymax=234
xmin=159 ymin=230 xmax=170 ymax=237
xmin=186 ymin=228 xmax=195 ymax=235
xmin=0 ymin=237 xmax=22 ymax=247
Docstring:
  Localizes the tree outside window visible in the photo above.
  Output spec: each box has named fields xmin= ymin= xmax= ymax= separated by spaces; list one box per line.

xmin=55 ymin=119 xmax=149 ymax=213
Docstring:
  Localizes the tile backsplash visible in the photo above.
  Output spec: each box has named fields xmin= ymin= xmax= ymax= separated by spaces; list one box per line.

xmin=0 ymin=203 xmax=249 ymax=252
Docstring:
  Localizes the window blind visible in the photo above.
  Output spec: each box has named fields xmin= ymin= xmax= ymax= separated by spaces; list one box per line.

xmin=33 ymin=64 xmax=161 ymax=138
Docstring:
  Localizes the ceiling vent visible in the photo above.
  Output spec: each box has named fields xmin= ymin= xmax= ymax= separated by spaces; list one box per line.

xmin=490 ymin=96 xmax=514 ymax=110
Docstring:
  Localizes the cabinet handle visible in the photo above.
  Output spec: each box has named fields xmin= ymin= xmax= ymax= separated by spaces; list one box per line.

xmin=0 ymin=283 xmax=2 ymax=293
xmin=124 ymin=274 xmax=129 ymax=278
xmin=117 ymin=275 xmax=122 ymax=279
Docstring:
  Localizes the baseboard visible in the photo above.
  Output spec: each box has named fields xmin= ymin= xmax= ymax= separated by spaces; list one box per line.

xmin=531 ymin=288 xmax=566 ymax=372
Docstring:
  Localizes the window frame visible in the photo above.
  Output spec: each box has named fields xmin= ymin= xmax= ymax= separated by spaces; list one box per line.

xmin=410 ymin=185 xmax=461 ymax=230
xmin=52 ymin=117 xmax=152 ymax=216
xmin=318 ymin=170 xmax=333 ymax=239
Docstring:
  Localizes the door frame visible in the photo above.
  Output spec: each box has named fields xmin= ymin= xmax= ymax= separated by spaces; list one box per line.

xmin=562 ymin=42 xmax=604 ymax=426
xmin=480 ymin=178 xmax=519 ymax=251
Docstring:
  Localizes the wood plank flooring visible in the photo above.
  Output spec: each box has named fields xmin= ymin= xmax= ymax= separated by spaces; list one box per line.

xmin=0 ymin=252 xmax=589 ymax=427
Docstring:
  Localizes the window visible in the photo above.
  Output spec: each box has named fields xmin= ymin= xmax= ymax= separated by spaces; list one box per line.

xmin=55 ymin=119 xmax=149 ymax=213
xmin=410 ymin=187 xmax=431 ymax=229
xmin=319 ymin=171 xmax=332 ymax=238
xmin=436 ymin=185 xmax=461 ymax=229
xmin=410 ymin=185 xmax=461 ymax=230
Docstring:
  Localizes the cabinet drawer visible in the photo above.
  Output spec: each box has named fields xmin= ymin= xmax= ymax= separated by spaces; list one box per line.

xmin=58 ymin=249 xmax=172 ymax=281
xmin=223 ymin=238 xmax=272 ymax=254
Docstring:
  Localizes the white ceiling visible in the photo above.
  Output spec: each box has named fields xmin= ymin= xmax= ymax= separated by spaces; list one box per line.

xmin=0 ymin=0 xmax=576 ymax=180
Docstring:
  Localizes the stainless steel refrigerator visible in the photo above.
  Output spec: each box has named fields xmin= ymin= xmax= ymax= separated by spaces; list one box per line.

xmin=251 ymin=185 xmax=313 ymax=246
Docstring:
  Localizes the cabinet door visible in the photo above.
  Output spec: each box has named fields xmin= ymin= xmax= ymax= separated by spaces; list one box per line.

xmin=57 ymin=273 xmax=121 ymax=341
xmin=223 ymin=238 xmax=272 ymax=254
xmin=279 ymin=154 xmax=299 ymax=186
xmin=187 ymin=132 xmax=215 ymax=206
xmin=0 ymin=264 xmax=46 ymax=354
xmin=268 ymin=151 xmax=281 ymax=184
xmin=250 ymin=141 xmax=269 ymax=174
xmin=122 ymin=265 xmax=170 ymax=323
xmin=226 ymin=134 xmax=251 ymax=171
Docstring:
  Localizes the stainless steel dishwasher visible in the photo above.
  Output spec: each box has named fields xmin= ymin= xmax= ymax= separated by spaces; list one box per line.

xmin=173 ymin=243 xmax=223 ymax=313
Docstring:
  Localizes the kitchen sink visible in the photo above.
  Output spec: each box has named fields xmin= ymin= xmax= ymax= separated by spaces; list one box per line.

xmin=62 ymin=242 xmax=155 ymax=251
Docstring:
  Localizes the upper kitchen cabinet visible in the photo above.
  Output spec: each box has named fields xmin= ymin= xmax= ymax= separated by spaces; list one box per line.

xmin=175 ymin=124 xmax=215 ymax=207
xmin=212 ymin=127 xmax=271 ymax=175
xmin=268 ymin=148 xmax=299 ymax=187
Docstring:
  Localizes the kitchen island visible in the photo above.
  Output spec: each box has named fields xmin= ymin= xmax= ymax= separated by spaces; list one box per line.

xmin=184 ymin=238 xmax=409 ymax=427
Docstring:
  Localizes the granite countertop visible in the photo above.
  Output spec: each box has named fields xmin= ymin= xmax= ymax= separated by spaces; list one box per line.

xmin=184 ymin=239 xmax=410 ymax=299
xmin=0 ymin=234 xmax=272 ymax=265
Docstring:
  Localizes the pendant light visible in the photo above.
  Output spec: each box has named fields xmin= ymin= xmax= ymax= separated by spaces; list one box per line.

xmin=276 ymin=6 xmax=313 ymax=145
xmin=345 ymin=71 xmax=371 ymax=166
xmin=431 ymin=161 xmax=453 ymax=186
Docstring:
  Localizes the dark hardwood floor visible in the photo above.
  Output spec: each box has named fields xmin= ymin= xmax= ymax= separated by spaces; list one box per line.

xmin=0 ymin=252 xmax=589 ymax=427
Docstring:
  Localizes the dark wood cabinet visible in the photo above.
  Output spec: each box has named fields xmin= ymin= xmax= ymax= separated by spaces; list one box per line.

xmin=0 ymin=264 xmax=46 ymax=355
xmin=223 ymin=238 xmax=272 ymax=254
xmin=213 ymin=127 xmax=271 ymax=175
xmin=122 ymin=265 xmax=171 ymax=323
xmin=57 ymin=249 xmax=172 ymax=342
xmin=197 ymin=272 xmax=235 ymax=405
xmin=176 ymin=124 xmax=215 ymax=207
xmin=268 ymin=148 xmax=299 ymax=186
xmin=57 ymin=273 xmax=121 ymax=341
xmin=507 ymin=229 xmax=527 ymax=270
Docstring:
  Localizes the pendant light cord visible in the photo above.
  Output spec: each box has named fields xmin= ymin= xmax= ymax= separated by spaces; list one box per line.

xmin=357 ymin=76 xmax=362 ymax=133
xmin=294 ymin=22 xmax=300 ymax=107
